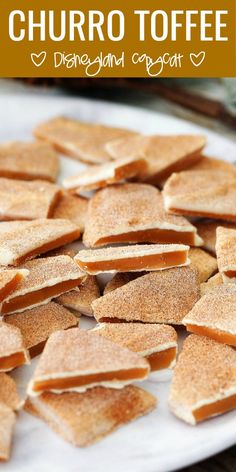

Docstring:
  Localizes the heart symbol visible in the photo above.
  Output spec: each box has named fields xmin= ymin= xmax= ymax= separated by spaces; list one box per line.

xmin=31 ymin=51 xmax=47 ymax=67
xmin=190 ymin=51 xmax=205 ymax=67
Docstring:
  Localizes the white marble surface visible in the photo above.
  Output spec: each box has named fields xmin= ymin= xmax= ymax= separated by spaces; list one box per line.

xmin=0 ymin=92 xmax=236 ymax=472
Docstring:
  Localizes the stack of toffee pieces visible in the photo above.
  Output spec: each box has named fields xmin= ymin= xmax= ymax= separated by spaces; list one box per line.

xmin=0 ymin=117 xmax=236 ymax=460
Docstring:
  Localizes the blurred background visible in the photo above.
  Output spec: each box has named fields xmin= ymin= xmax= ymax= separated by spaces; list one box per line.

xmin=1 ymin=78 xmax=236 ymax=144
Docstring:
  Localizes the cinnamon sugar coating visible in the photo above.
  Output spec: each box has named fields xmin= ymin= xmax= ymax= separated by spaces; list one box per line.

xmin=105 ymin=134 xmax=146 ymax=160
xmin=0 ymin=219 xmax=81 ymax=266
xmin=216 ymin=227 xmax=236 ymax=277
xmin=5 ymin=302 xmax=79 ymax=356
xmin=0 ymin=374 xmax=21 ymax=411
xmin=0 ymin=321 xmax=29 ymax=370
xmin=92 ymin=267 xmax=200 ymax=324
xmin=163 ymin=170 xmax=236 ymax=221
xmin=2 ymin=255 xmax=85 ymax=314
xmin=53 ymin=193 xmax=88 ymax=233
xmin=106 ymin=134 xmax=205 ymax=185
xmin=184 ymin=285 xmax=236 ymax=336
xmin=104 ymin=273 xmax=142 ymax=294
xmin=0 ymin=141 xmax=59 ymax=182
xmin=200 ymin=273 xmax=223 ymax=296
xmin=25 ymin=385 xmax=156 ymax=446
xmin=83 ymin=183 xmax=201 ymax=248
xmin=34 ymin=117 xmax=136 ymax=164
xmin=0 ymin=402 xmax=15 ymax=461
xmin=27 ymin=328 xmax=149 ymax=395
xmin=169 ymin=335 xmax=236 ymax=424
xmin=0 ymin=178 xmax=61 ymax=221
xmin=93 ymin=323 xmax=177 ymax=354
xmin=189 ymin=248 xmax=217 ymax=282
xmin=189 ymin=155 xmax=236 ymax=174
xmin=195 ymin=220 xmax=236 ymax=255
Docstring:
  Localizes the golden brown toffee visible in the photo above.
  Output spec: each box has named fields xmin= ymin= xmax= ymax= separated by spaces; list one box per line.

xmin=14 ymin=229 xmax=81 ymax=265
xmin=168 ymin=208 xmax=236 ymax=222
xmin=97 ymin=229 xmax=195 ymax=246
xmin=186 ymin=324 xmax=236 ymax=347
xmin=224 ymin=270 xmax=236 ymax=278
xmin=31 ymin=367 xmax=149 ymax=393
xmin=0 ymin=192 xmax=61 ymax=222
xmin=146 ymin=347 xmax=176 ymax=371
xmin=79 ymin=251 xmax=187 ymax=272
xmin=193 ymin=394 xmax=236 ymax=423
xmin=0 ymin=351 xmax=26 ymax=370
xmin=0 ymin=170 xmax=54 ymax=182
xmin=46 ymin=192 xmax=62 ymax=218
xmin=0 ymin=274 xmax=22 ymax=303
xmin=2 ymin=277 xmax=83 ymax=314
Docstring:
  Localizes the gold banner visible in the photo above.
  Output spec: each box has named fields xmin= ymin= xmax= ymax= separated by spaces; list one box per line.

xmin=0 ymin=0 xmax=235 ymax=77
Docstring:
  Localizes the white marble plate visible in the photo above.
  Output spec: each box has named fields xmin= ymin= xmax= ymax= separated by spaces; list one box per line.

xmin=0 ymin=92 xmax=236 ymax=472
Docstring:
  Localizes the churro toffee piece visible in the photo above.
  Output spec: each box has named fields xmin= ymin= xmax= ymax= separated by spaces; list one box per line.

xmin=63 ymin=155 xmax=147 ymax=192
xmin=200 ymin=273 xmax=223 ymax=297
xmin=0 ymin=178 xmax=62 ymax=221
xmin=195 ymin=220 xmax=220 ymax=255
xmin=83 ymin=183 xmax=202 ymax=248
xmin=0 ymin=269 xmax=29 ymax=303
xmin=183 ymin=285 xmax=236 ymax=346
xmin=5 ymin=302 xmax=79 ymax=358
xmin=106 ymin=134 xmax=147 ymax=160
xmin=104 ymin=272 xmax=142 ymax=295
xmin=169 ymin=335 xmax=236 ymax=424
xmin=2 ymin=256 xmax=85 ymax=315
xmin=189 ymin=248 xmax=217 ymax=283
xmin=195 ymin=220 xmax=236 ymax=255
xmin=75 ymin=244 xmax=190 ymax=274
xmin=53 ymin=193 xmax=88 ymax=233
xmin=93 ymin=323 xmax=177 ymax=372
xmin=34 ymin=116 xmax=137 ymax=164
xmin=27 ymin=328 xmax=150 ymax=396
xmin=92 ymin=266 xmax=200 ymax=324
xmin=0 ymin=322 xmax=30 ymax=372
xmin=0 ymin=402 xmax=15 ymax=461
xmin=163 ymin=170 xmax=236 ymax=221
xmin=106 ymin=134 xmax=206 ymax=185
xmin=0 ymin=141 xmax=59 ymax=182
xmin=56 ymin=275 xmax=100 ymax=317
xmin=0 ymin=219 xmax=81 ymax=266
xmin=0 ymin=373 xmax=22 ymax=411
xmin=25 ymin=385 xmax=156 ymax=447
xmin=216 ymin=227 xmax=236 ymax=283
xmin=189 ymin=155 xmax=236 ymax=174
